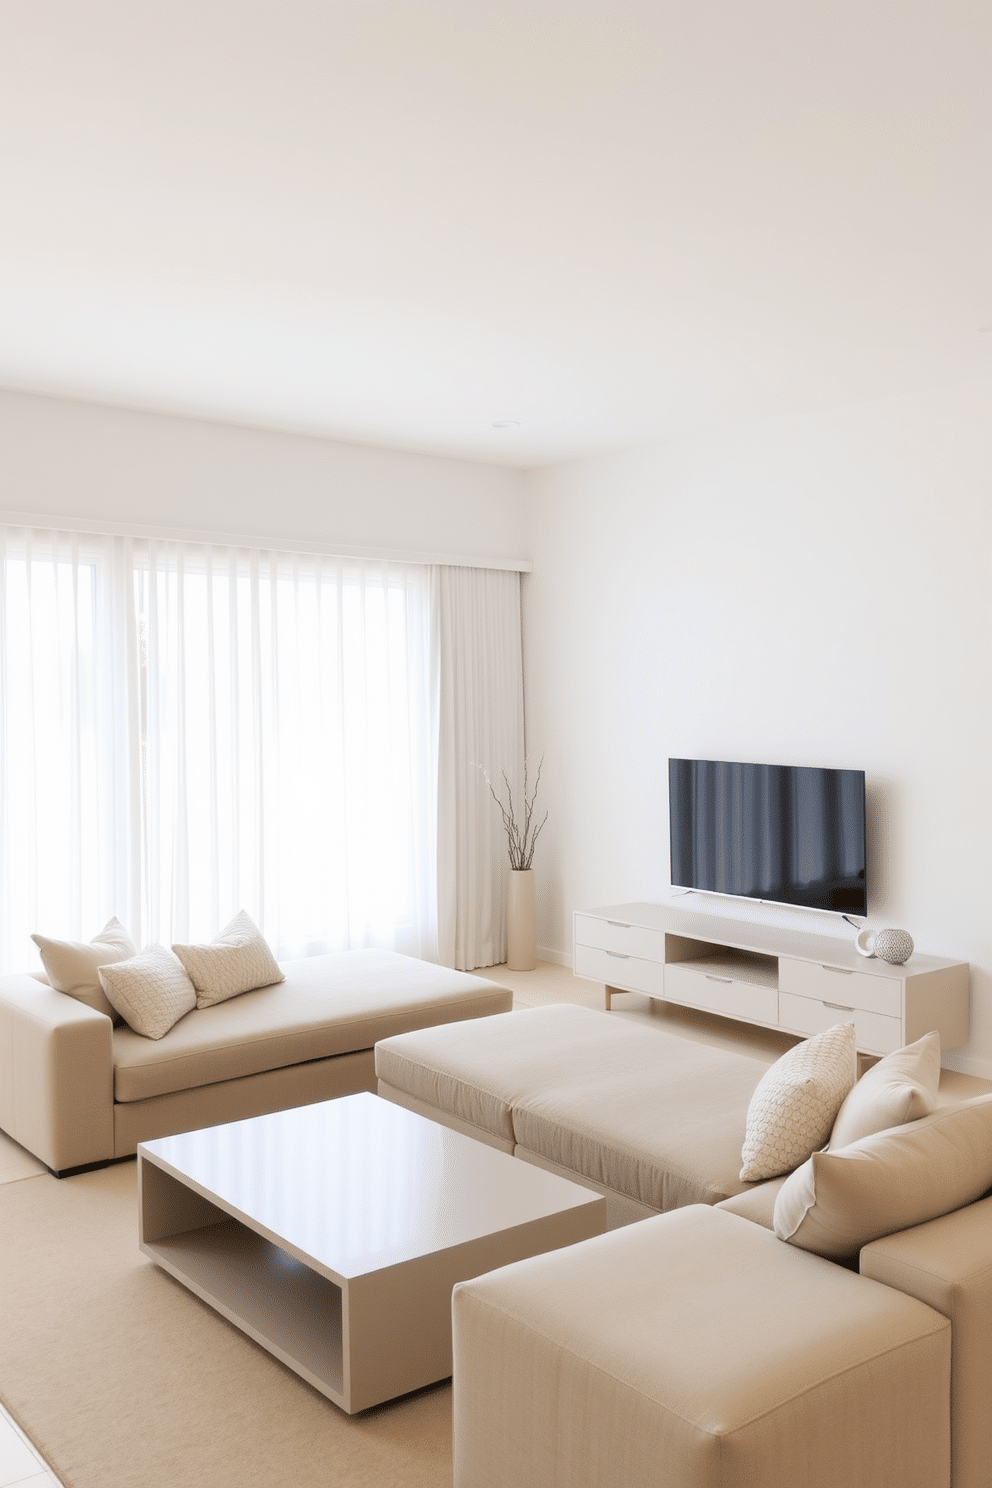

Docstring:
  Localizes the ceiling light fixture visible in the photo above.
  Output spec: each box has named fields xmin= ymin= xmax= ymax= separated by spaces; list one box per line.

xmin=491 ymin=420 xmax=520 ymax=429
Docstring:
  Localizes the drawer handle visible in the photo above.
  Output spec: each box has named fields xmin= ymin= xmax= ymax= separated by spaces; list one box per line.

xmin=821 ymin=965 xmax=853 ymax=975
xmin=823 ymin=1001 xmax=854 ymax=1012
xmin=607 ymin=920 xmax=631 ymax=928
xmin=606 ymin=950 xmax=630 ymax=960
xmin=705 ymin=974 xmax=733 ymax=984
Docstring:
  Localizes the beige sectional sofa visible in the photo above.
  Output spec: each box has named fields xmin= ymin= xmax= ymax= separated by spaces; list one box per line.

xmin=0 ymin=949 xmax=511 ymax=1176
xmin=377 ymin=1002 xmax=793 ymax=1227
xmin=375 ymin=1003 xmax=992 ymax=1488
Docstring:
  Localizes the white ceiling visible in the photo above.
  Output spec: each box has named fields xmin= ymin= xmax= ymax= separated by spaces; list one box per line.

xmin=0 ymin=0 xmax=989 ymax=468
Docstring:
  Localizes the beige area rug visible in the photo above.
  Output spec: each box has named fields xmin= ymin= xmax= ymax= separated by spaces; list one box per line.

xmin=0 ymin=1162 xmax=452 ymax=1488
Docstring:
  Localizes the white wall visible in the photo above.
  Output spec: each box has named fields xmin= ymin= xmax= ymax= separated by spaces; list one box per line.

xmin=522 ymin=377 xmax=992 ymax=1076
xmin=0 ymin=388 xmax=526 ymax=561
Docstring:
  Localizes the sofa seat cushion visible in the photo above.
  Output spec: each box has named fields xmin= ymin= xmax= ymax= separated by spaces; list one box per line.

xmin=512 ymin=1036 xmax=771 ymax=1210
xmin=376 ymin=1004 xmax=614 ymax=1143
xmin=113 ymin=950 xmax=511 ymax=1103
xmin=376 ymin=1003 xmax=771 ymax=1205
xmin=716 ymin=1175 xmax=786 ymax=1230
xmin=452 ymin=1205 xmax=951 ymax=1488
xmin=376 ymin=1003 xmax=717 ymax=1146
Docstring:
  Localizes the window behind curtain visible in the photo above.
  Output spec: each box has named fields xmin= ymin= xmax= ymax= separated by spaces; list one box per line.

xmin=0 ymin=528 xmax=437 ymax=970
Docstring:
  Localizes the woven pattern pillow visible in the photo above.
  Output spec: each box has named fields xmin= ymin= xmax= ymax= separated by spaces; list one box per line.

xmin=774 ymin=1095 xmax=992 ymax=1260
xmin=172 ymin=910 xmax=284 ymax=1009
xmin=739 ymin=1021 xmax=857 ymax=1182
xmin=829 ymin=1031 xmax=941 ymax=1150
xmin=32 ymin=917 xmax=136 ymax=1022
xmin=99 ymin=945 xmax=197 ymax=1040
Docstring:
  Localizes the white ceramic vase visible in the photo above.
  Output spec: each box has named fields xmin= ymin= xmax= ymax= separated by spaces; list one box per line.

xmin=506 ymin=868 xmax=536 ymax=971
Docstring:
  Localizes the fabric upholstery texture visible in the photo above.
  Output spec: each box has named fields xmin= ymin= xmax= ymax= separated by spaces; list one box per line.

xmin=452 ymin=1204 xmax=950 ymax=1488
xmin=377 ymin=1079 xmax=516 ymax=1153
xmin=172 ymin=910 xmax=285 ymax=1008
xmin=716 ymin=1175 xmax=786 ymax=1230
xmin=0 ymin=975 xmax=115 ymax=1172
xmin=830 ymin=1030 xmax=941 ymax=1149
xmin=774 ymin=1095 xmax=992 ymax=1260
xmin=739 ymin=1020 xmax=857 ymax=1181
xmin=112 ymin=1048 xmax=377 ymax=1156
xmin=376 ymin=1003 xmax=772 ymax=1209
xmin=510 ymin=1044 xmax=770 ymax=1210
xmin=0 ymin=951 xmax=512 ymax=1171
xmin=99 ymin=945 xmax=197 ymax=1040
xmin=861 ymin=1193 xmax=992 ymax=1488
xmin=376 ymin=1003 xmax=623 ymax=1144
xmin=113 ymin=950 xmax=512 ymax=1102
xmin=31 ymin=917 xmax=136 ymax=1022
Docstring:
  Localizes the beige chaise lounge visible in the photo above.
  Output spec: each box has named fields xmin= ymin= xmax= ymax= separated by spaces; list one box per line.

xmin=0 ymin=949 xmax=511 ymax=1176
xmin=376 ymin=1003 xmax=992 ymax=1488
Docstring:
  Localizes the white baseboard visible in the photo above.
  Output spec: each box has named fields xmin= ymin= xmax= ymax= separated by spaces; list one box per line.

xmin=536 ymin=944 xmax=573 ymax=968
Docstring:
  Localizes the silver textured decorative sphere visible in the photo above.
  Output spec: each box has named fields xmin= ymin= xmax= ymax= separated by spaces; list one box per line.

xmin=872 ymin=928 xmax=914 ymax=964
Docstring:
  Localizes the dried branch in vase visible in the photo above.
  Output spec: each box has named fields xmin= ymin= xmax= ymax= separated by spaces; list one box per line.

xmin=481 ymin=754 xmax=548 ymax=871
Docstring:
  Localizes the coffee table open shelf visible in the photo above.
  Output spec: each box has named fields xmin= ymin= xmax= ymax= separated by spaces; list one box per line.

xmin=138 ymin=1093 xmax=605 ymax=1413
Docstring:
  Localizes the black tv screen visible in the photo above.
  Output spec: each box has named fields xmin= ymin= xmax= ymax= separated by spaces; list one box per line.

xmin=669 ymin=758 xmax=867 ymax=916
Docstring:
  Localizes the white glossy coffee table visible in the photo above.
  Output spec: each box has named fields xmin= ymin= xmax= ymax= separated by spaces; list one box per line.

xmin=138 ymin=1092 xmax=605 ymax=1412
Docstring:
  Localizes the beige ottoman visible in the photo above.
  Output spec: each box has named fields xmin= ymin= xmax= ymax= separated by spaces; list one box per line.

xmin=452 ymin=1204 xmax=950 ymax=1488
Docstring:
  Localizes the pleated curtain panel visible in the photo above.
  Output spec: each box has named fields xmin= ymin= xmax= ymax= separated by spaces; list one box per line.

xmin=0 ymin=524 xmax=525 ymax=975
xmin=431 ymin=564 xmax=525 ymax=971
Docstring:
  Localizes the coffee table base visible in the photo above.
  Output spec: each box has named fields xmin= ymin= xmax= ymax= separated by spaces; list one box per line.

xmin=139 ymin=1096 xmax=605 ymax=1412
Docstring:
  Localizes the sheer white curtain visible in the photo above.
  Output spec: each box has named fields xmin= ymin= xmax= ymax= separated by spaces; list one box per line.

xmin=432 ymin=565 xmax=525 ymax=971
xmin=1 ymin=527 xmax=436 ymax=970
xmin=0 ymin=528 xmax=131 ymax=958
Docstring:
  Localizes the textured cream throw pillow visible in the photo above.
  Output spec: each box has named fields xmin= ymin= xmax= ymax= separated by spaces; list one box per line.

xmin=739 ymin=1021 xmax=857 ymax=1182
xmin=99 ymin=945 xmax=197 ymax=1039
xmin=829 ymin=1031 xmax=941 ymax=1150
xmin=32 ymin=917 xmax=136 ymax=1022
xmin=774 ymin=1095 xmax=992 ymax=1260
xmin=172 ymin=910 xmax=284 ymax=1008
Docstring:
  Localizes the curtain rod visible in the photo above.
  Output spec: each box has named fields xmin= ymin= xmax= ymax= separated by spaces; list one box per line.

xmin=0 ymin=510 xmax=533 ymax=573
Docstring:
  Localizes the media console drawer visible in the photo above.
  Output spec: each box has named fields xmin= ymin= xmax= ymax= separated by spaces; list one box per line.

xmin=573 ymin=943 xmax=665 ymax=997
xmin=778 ymin=957 xmax=902 ymax=1018
xmin=573 ymin=914 xmax=668 ymax=963
xmin=779 ymin=990 xmax=902 ymax=1056
xmin=664 ymin=963 xmax=778 ymax=1025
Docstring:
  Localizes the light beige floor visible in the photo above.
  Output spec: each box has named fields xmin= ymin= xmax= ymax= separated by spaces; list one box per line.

xmin=0 ymin=1137 xmax=67 ymax=1486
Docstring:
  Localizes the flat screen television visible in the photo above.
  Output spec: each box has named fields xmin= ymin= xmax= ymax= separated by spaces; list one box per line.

xmin=669 ymin=758 xmax=867 ymax=916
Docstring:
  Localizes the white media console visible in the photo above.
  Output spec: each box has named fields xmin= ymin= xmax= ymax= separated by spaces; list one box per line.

xmin=573 ymin=902 xmax=970 ymax=1057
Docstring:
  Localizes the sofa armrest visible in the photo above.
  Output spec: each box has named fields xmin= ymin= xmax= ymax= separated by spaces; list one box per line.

xmin=861 ymin=1195 xmax=992 ymax=1488
xmin=0 ymin=974 xmax=114 ymax=1172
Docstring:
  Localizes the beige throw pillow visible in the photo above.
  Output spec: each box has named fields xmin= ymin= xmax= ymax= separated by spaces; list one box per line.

xmin=31 ymin=917 xmax=136 ymax=1022
xmin=99 ymin=945 xmax=197 ymax=1040
xmin=829 ymin=1031 xmax=941 ymax=1150
xmin=774 ymin=1095 xmax=992 ymax=1261
xmin=172 ymin=910 xmax=284 ymax=1009
xmin=739 ymin=1021 xmax=857 ymax=1182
